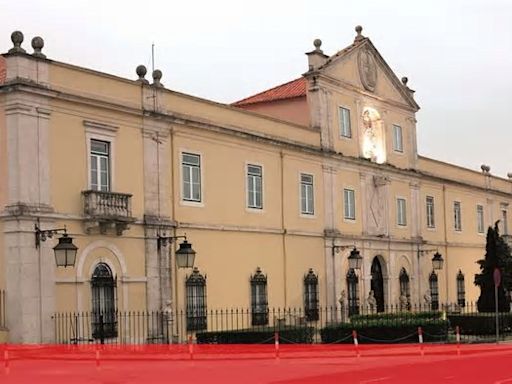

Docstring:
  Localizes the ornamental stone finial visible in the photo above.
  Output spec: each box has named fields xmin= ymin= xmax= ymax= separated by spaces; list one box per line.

xmin=313 ymin=38 xmax=323 ymax=52
xmin=9 ymin=31 xmax=26 ymax=54
xmin=354 ymin=25 xmax=364 ymax=42
xmin=31 ymin=36 xmax=46 ymax=59
xmin=152 ymin=69 xmax=163 ymax=87
xmin=136 ymin=65 xmax=149 ymax=84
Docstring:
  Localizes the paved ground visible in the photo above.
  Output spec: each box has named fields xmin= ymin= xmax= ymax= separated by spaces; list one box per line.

xmin=2 ymin=344 xmax=512 ymax=383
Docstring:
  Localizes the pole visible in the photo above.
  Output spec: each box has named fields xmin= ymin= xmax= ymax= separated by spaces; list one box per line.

xmin=493 ymin=267 xmax=501 ymax=344
xmin=495 ymin=283 xmax=499 ymax=343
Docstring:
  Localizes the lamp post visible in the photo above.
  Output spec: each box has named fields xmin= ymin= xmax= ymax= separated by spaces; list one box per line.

xmin=431 ymin=252 xmax=444 ymax=271
xmin=331 ymin=243 xmax=359 ymax=309
xmin=35 ymin=224 xmax=79 ymax=267
xmin=416 ymin=245 xmax=444 ymax=304
xmin=331 ymin=243 xmax=361 ymax=320
xmin=158 ymin=235 xmax=197 ymax=343
xmin=347 ymin=247 xmax=363 ymax=271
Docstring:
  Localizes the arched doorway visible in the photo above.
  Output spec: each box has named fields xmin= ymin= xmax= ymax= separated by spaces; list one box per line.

xmin=91 ymin=263 xmax=117 ymax=338
xmin=371 ymin=257 xmax=385 ymax=312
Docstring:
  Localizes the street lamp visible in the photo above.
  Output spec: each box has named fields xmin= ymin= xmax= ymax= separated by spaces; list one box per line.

xmin=158 ymin=235 xmax=197 ymax=269
xmin=158 ymin=234 xmax=197 ymax=343
xmin=347 ymin=247 xmax=362 ymax=270
xmin=330 ymin=243 xmax=361 ymax=317
xmin=35 ymin=224 xmax=78 ymax=267
xmin=431 ymin=251 xmax=444 ymax=271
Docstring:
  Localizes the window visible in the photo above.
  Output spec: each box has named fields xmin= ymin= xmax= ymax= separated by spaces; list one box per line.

xmin=429 ymin=272 xmax=439 ymax=311
xmin=399 ymin=268 xmax=411 ymax=306
xmin=396 ymin=198 xmax=407 ymax=226
xmin=339 ymin=107 xmax=351 ymax=138
xmin=454 ymin=201 xmax=462 ymax=231
xmin=456 ymin=270 xmax=465 ymax=308
xmin=344 ymin=189 xmax=356 ymax=220
xmin=502 ymin=206 xmax=508 ymax=235
xmin=90 ymin=139 xmax=110 ymax=191
xmin=426 ymin=196 xmax=435 ymax=228
xmin=247 ymin=164 xmax=263 ymax=209
xmin=300 ymin=174 xmax=314 ymax=215
xmin=250 ymin=268 xmax=268 ymax=326
xmin=392 ymin=124 xmax=403 ymax=152
xmin=346 ymin=269 xmax=359 ymax=316
xmin=186 ymin=267 xmax=207 ymax=331
xmin=182 ymin=153 xmax=201 ymax=202
xmin=477 ymin=205 xmax=484 ymax=234
xmin=304 ymin=269 xmax=319 ymax=321
xmin=91 ymin=263 xmax=117 ymax=339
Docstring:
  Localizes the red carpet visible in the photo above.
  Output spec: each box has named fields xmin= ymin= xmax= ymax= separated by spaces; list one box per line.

xmin=1 ymin=343 xmax=510 ymax=383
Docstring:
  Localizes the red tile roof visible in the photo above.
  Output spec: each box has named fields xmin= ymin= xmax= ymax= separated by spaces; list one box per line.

xmin=0 ymin=56 xmax=5 ymax=84
xmin=233 ymin=77 xmax=306 ymax=106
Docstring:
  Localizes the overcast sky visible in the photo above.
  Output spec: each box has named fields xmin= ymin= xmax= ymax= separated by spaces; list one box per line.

xmin=1 ymin=0 xmax=511 ymax=177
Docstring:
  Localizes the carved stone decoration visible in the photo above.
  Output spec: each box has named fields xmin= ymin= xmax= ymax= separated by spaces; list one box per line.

xmin=424 ymin=289 xmax=432 ymax=305
xmin=364 ymin=174 xmax=389 ymax=236
xmin=358 ymin=47 xmax=377 ymax=92
xmin=399 ymin=294 xmax=409 ymax=311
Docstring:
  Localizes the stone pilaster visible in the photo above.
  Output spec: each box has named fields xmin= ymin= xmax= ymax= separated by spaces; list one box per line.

xmin=2 ymin=53 xmax=54 ymax=342
xmin=142 ymin=121 xmax=173 ymax=312
xmin=410 ymin=181 xmax=421 ymax=239
xmin=4 ymin=218 xmax=56 ymax=343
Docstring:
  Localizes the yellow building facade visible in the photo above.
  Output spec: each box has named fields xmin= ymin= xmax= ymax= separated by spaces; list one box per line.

xmin=0 ymin=27 xmax=511 ymax=343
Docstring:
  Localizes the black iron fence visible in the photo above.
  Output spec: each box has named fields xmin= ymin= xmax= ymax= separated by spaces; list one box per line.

xmin=52 ymin=302 xmax=512 ymax=345
xmin=0 ymin=290 xmax=5 ymax=329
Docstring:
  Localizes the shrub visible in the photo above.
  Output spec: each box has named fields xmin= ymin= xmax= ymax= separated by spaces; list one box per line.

xmin=196 ymin=325 xmax=314 ymax=344
xmin=448 ymin=312 xmax=512 ymax=335
xmin=321 ymin=317 xmax=449 ymax=344
xmin=349 ymin=311 xmax=443 ymax=322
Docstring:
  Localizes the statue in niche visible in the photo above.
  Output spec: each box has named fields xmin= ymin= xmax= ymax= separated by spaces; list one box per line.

xmin=367 ymin=290 xmax=377 ymax=314
xmin=362 ymin=109 xmax=378 ymax=161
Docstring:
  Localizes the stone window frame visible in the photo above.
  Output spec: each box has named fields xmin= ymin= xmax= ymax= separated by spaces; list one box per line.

xmin=338 ymin=105 xmax=352 ymax=139
xmin=392 ymin=124 xmax=403 ymax=153
xmin=84 ymin=120 xmax=118 ymax=192
xmin=179 ymin=150 xmax=204 ymax=206
xmin=246 ymin=162 xmax=264 ymax=211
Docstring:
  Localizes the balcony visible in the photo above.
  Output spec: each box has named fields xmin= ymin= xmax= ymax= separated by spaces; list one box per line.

xmin=82 ymin=190 xmax=136 ymax=235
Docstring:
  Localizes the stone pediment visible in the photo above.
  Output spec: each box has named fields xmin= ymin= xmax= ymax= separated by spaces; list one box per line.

xmin=316 ymin=39 xmax=419 ymax=111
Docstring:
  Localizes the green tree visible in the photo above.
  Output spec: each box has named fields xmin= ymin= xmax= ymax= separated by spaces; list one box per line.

xmin=475 ymin=222 xmax=512 ymax=312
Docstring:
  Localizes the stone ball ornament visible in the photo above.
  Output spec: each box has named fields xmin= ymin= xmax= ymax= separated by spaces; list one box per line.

xmin=31 ymin=36 xmax=46 ymax=58
xmin=9 ymin=30 xmax=26 ymax=53
xmin=136 ymin=65 xmax=147 ymax=78
xmin=152 ymin=69 xmax=163 ymax=87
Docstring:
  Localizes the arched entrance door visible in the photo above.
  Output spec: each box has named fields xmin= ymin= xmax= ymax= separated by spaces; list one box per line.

xmin=91 ymin=263 xmax=117 ymax=338
xmin=371 ymin=257 xmax=385 ymax=312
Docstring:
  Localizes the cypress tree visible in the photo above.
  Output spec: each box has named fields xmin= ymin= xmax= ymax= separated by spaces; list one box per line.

xmin=474 ymin=222 xmax=512 ymax=312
